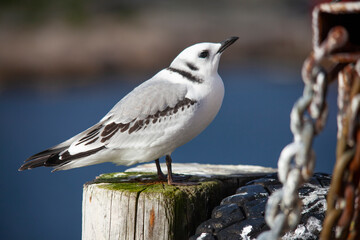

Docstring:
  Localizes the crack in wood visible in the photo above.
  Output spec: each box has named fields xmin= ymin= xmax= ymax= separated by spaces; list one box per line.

xmin=133 ymin=186 xmax=148 ymax=240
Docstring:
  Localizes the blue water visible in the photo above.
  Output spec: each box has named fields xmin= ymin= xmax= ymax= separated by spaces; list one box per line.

xmin=0 ymin=66 xmax=338 ymax=239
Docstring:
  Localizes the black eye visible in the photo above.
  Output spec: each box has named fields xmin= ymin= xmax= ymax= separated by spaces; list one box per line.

xmin=199 ymin=50 xmax=209 ymax=58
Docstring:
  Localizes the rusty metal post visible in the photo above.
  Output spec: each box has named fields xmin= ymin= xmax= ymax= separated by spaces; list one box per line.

xmin=311 ymin=2 xmax=360 ymax=240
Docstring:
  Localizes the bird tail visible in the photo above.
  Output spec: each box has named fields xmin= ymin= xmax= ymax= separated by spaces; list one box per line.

xmin=18 ymin=145 xmax=69 ymax=171
xmin=19 ymin=123 xmax=109 ymax=172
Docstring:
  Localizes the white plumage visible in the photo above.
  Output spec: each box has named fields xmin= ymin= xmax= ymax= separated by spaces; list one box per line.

xmin=19 ymin=36 xmax=238 ymax=185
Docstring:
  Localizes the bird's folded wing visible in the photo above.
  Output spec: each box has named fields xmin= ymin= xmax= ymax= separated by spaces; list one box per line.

xmin=66 ymin=80 xmax=196 ymax=155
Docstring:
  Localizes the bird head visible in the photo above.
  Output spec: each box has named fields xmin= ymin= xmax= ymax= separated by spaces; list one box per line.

xmin=169 ymin=36 xmax=238 ymax=78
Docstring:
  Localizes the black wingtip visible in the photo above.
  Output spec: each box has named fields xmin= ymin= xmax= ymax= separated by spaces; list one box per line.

xmin=18 ymin=161 xmax=31 ymax=171
xmin=18 ymin=164 xmax=35 ymax=171
xmin=18 ymin=166 xmax=34 ymax=171
xmin=19 ymin=147 xmax=67 ymax=172
xmin=18 ymin=163 xmax=32 ymax=171
xmin=18 ymin=157 xmax=46 ymax=171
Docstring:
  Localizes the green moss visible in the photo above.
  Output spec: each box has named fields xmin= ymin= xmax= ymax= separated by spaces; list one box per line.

xmin=99 ymin=182 xmax=147 ymax=192
xmin=92 ymin=172 xmax=220 ymax=197
xmin=94 ymin=172 xmax=160 ymax=192
xmin=96 ymin=171 xmax=158 ymax=180
xmin=171 ymin=179 xmax=223 ymax=239
xmin=98 ymin=179 xmax=179 ymax=194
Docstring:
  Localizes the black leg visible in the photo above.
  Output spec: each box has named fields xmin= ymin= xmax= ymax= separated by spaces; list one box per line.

xmin=165 ymin=155 xmax=174 ymax=185
xmin=155 ymin=159 xmax=166 ymax=181
xmin=165 ymin=155 xmax=198 ymax=185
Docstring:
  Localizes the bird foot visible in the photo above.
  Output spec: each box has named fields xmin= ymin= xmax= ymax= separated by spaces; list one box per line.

xmin=167 ymin=174 xmax=199 ymax=186
xmin=157 ymin=173 xmax=167 ymax=181
xmin=171 ymin=174 xmax=191 ymax=181
xmin=157 ymin=173 xmax=191 ymax=182
xmin=167 ymin=181 xmax=200 ymax=186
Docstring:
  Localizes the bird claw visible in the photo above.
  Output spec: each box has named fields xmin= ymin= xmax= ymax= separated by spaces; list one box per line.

xmin=171 ymin=174 xmax=191 ymax=181
xmin=167 ymin=174 xmax=199 ymax=186
xmin=167 ymin=180 xmax=200 ymax=186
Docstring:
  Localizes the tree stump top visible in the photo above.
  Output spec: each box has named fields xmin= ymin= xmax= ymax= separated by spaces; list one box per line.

xmin=82 ymin=164 xmax=277 ymax=240
xmin=126 ymin=163 xmax=276 ymax=178
xmin=90 ymin=171 xmax=221 ymax=195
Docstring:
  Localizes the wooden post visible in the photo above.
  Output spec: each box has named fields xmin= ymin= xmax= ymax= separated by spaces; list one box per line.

xmin=82 ymin=163 xmax=276 ymax=240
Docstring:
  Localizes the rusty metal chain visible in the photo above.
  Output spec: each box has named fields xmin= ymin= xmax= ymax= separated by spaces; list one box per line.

xmin=257 ymin=42 xmax=330 ymax=240
xmin=321 ymin=61 xmax=360 ymax=239
xmin=258 ymin=2 xmax=360 ymax=239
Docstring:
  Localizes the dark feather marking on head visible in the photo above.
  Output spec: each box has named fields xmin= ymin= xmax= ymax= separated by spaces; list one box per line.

xmin=186 ymin=62 xmax=199 ymax=71
xmin=167 ymin=67 xmax=203 ymax=83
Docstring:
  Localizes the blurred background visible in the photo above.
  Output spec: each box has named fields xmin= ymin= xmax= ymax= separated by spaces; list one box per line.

xmin=0 ymin=0 xmax=338 ymax=239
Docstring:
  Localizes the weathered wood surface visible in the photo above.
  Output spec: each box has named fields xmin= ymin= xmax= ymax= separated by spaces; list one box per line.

xmin=82 ymin=163 xmax=276 ymax=240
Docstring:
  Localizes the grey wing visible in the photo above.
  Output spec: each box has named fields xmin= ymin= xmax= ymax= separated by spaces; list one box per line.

xmin=104 ymin=79 xmax=188 ymax=122
xmin=66 ymin=80 xmax=194 ymax=155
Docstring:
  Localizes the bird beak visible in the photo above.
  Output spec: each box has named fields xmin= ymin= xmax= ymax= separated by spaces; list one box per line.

xmin=217 ymin=36 xmax=239 ymax=54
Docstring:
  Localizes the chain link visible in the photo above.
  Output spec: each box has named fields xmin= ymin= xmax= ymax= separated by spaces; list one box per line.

xmin=257 ymin=14 xmax=358 ymax=239
xmin=258 ymin=65 xmax=326 ymax=240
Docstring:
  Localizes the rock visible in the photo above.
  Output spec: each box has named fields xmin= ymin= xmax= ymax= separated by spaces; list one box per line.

xmin=212 ymin=204 xmax=243 ymax=220
xmin=191 ymin=173 xmax=331 ymax=239
xmin=189 ymin=233 xmax=217 ymax=240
